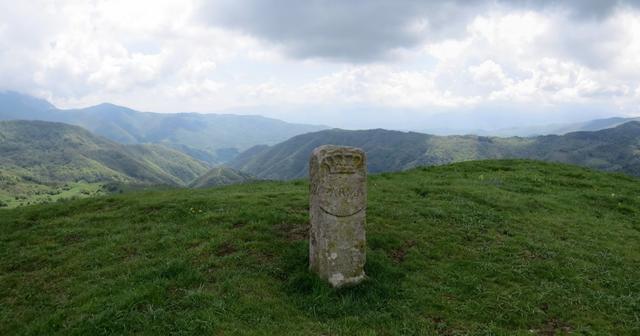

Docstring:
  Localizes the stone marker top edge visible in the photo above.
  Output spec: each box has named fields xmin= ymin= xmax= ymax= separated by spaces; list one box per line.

xmin=310 ymin=145 xmax=365 ymax=158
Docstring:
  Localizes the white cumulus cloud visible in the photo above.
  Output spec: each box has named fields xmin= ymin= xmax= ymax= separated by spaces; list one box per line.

xmin=0 ymin=0 xmax=640 ymax=129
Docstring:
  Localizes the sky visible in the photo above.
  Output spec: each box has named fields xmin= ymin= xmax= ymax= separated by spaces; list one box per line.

xmin=2 ymin=0 xmax=640 ymax=130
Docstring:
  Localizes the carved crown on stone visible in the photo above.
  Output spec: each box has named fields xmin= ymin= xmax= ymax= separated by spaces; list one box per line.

xmin=322 ymin=150 xmax=364 ymax=174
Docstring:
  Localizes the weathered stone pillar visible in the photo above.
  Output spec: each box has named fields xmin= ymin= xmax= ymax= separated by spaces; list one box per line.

xmin=309 ymin=145 xmax=366 ymax=287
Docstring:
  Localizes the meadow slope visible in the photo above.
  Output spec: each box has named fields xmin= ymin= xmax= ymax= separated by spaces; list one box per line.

xmin=1 ymin=160 xmax=639 ymax=335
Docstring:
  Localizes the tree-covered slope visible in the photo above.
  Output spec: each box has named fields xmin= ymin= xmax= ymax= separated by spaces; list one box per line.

xmin=0 ymin=91 xmax=328 ymax=164
xmin=0 ymin=120 xmax=210 ymax=206
xmin=523 ymin=121 xmax=640 ymax=176
xmin=228 ymin=128 xmax=531 ymax=179
xmin=230 ymin=122 xmax=640 ymax=180
xmin=189 ymin=166 xmax=254 ymax=188
xmin=0 ymin=160 xmax=638 ymax=334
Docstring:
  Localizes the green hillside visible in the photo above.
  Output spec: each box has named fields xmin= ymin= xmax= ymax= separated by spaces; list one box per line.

xmin=527 ymin=122 xmax=640 ymax=176
xmin=229 ymin=128 xmax=530 ymax=179
xmin=1 ymin=160 xmax=638 ymax=335
xmin=230 ymin=122 xmax=640 ymax=180
xmin=0 ymin=92 xmax=328 ymax=164
xmin=189 ymin=166 xmax=254 ymax=189
xmin=0 ymin=120 xmax=209 ymax=207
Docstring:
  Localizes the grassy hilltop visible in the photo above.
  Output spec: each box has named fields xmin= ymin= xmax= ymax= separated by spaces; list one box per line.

xmin=1 ymin=160 xmax=639 ymax=335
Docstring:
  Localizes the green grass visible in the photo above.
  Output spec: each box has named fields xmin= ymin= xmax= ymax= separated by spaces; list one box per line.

xmin=1 ymin=160 xmax=639 ymax=335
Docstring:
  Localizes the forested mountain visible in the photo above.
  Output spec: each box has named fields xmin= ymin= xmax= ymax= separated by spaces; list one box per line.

xmin=229 ymin=122 xmax=640 ymax=179
xmin=0 ymin=120 xmax=210 ymax=206
xmin=527 ymin=121 xmax=640 ymax=176
xmin=0 ymin=91 xmax=327 ymax=164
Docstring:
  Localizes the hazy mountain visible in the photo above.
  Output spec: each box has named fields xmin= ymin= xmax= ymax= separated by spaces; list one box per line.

xmin=542 ymin=117 xmax=640 ymax=135
xmin=0 ymin=91 xmax=56 ymax=120
xmin=0 ymin=91 xmax=328 ymax=164
xmin=189 ymin=166 xmax=254 ymax=189
xmin=229 ymin=122 xmax=640 ymax=179
xmin=427 ymin=116 xmax=640 ymax=137
xmin=0 ymin=120 xmax=210 ymax=204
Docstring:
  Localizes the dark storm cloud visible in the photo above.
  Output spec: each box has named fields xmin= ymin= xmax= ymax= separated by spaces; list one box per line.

xmin=198 ymin=0 xmax=485 ymax=62
xmin=200 ymin=0 xmax=640 ymax=62
xmin=522 ymin=0 xmax=640 ymax=19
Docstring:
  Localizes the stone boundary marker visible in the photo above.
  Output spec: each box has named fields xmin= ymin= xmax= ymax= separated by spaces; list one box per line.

xmin=309 ymin=145 xmax=367 ymax=287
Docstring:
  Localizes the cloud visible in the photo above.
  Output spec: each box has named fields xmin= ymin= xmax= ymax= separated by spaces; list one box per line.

xmin=523 ymin=0 xmax=640 ymax=20
xmin=0 ymin=0 xmax=267 ymax=105
xmin=197 ymin=0 xmax=488 ymax=62
xmin=1 ymin=1 xmax=640 ymax=130
xmin=198 ymin=0 xmax=640 ymax=63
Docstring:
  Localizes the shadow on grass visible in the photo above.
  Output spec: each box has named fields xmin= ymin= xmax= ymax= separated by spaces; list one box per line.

xmin=276 ymin=241 xmax=406 ymax=320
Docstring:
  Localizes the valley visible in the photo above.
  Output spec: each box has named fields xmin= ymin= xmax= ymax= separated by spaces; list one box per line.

xmin=0 ymin=120 xmax=209 ymax=207
xmin=0 ymin=91 xmax=328 ymax=165
xmin=4 ymin=94 xmax=640 ymax=208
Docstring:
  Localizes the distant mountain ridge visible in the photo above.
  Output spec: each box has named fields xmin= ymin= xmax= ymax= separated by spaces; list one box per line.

xmin=0 ymin=91 xmax=328 ymax=164
xmin=229 ymin=122 xmax=640 ymax=179
xmin=0 ymin=91 xmax=56 ymax=120
xmin=423 ymin=116 xmax=640 ymax=137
